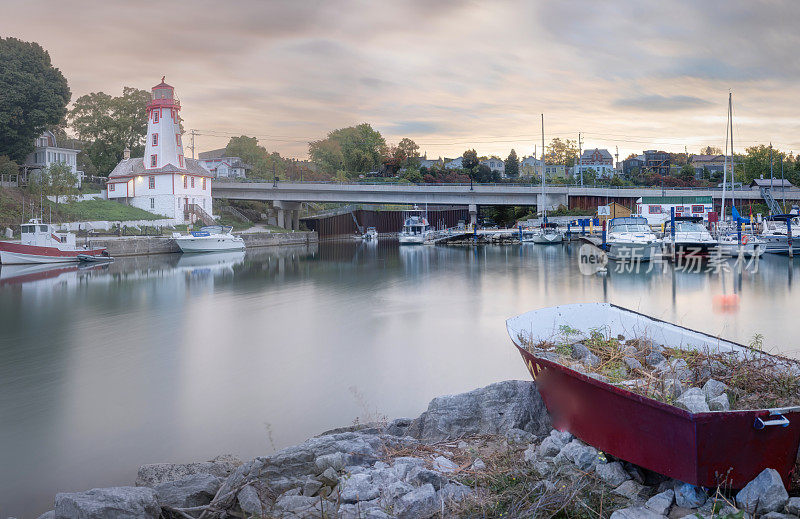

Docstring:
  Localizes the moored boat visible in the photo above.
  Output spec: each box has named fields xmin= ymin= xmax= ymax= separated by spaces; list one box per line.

xmin=605 ymin=216 xmax=660 ymax=261
xmin=525 ymin=222 xmax=564 ymax=244
xmin=173 ymin=225 xmax=245 ymax=253
xmin=759 ymin=215 xmax=800 ymax=255
xmin=506 ymin=303 xmax=800 ymax=489
xmin=664 ymin=216 xmax=717 ymax=257
xmin=0 ymin=219 xmax=106 ymax=264
xmin=398 ymin=213 xmax=430 ymax=245
xmin=363 ymin=227 xmax=378 ymax=240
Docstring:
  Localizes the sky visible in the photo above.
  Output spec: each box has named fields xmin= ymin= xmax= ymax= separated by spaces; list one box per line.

xmin=3 ymin=0 xmax=800 ymax=161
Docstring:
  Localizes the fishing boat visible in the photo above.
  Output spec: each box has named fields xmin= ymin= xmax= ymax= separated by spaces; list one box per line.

xmin=398 ymin=212 xmax=430 ymax=245
xmin=664 ymin=216 xmax=717 ymax=257
xmin=173 ymin=225 xmax=245 ymax=253
xmin=605 ymin=216 xmax=660 ymax=261
xmin=507 ymin=303 xmax=800 ymax=489
xmin=759 ymin=215 xmax=800 ymax=255
xmin=362 ymin=227 xmax=378 ymax=241
xmin=0 ymin=219 xmax=106 ymax=264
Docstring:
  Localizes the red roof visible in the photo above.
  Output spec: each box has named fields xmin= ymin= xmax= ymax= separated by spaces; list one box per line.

xmin=152 ymin=76 xmax=174 ymax=90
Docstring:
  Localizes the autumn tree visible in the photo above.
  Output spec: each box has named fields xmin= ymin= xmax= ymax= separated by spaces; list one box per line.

xmin=505 ymin=149 xmax=519 ymax=177
xmin=544 ymin=138 xmax=579 ymax=166
xmin=0 ymin=38 xmax=71 ymax=162
xmin=69 ymin=87 xmax=150 ymax=175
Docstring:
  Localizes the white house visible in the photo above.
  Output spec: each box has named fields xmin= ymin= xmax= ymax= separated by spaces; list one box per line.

xmin=23 ymin=130 xmax=83 ymax=187
xmin=107 ymin=79 xmax=212 ymax=222
xmin=480 ymin=157 xmax=505 ymax=175
xmin=198 ymin=149 xmax=251 ymax=178
xmin=444 ymin=157 xmax=464 ymax=169
xmin=574 ymin=148 xmax=616 ymax=178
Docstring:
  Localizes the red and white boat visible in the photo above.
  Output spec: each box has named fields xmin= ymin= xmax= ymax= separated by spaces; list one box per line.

xmin=0 ymin=219 xmax=106 ymax=264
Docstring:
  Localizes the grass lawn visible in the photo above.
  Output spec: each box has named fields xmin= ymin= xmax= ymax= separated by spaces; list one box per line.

xmin=56 ymin=199 xmax=162 ymax=222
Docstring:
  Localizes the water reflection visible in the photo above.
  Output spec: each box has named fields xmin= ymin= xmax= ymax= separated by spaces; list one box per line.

xmin=0 ymin=241 xmax=798 ymax=517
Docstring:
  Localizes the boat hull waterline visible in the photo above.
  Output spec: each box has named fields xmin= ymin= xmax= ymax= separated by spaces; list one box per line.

xmin=0 ymin=242 xmax=107 ymax=265
xmin=174 ymin=236 xmax=246 ymax=253
xmin=507 ymin=303 xmax=800 ymax=489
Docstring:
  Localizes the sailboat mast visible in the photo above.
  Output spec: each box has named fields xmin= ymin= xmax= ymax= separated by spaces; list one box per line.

xmin=541 ymin=114 xmax=545 ymax=218
xmin=721 ymin=94 xmax=730 ymax=222
xmin=729 ymin=92 xmax=735 ymax=218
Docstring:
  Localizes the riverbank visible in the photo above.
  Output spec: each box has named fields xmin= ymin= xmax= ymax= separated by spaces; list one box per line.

xmin=86 ymin=231 xmax=318 ymax=256
xmin=36 ymin=380 xmax=797 ymax=519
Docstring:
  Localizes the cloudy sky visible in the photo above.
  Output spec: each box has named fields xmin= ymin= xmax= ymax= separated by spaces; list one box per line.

xmin=3 ymin=0 xmax=800 ymax=161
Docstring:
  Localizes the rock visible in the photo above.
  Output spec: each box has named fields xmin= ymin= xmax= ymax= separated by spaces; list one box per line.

xmin=135 ymin=455 xmax=241 ymax=486
xmin=762 ymin=513 xmax=795 ymax=519
xmin=675 ymin=388 xmax=710 ymax=414
xmin=613 ymin=480 xmax=649 ymax=500
xmin=472 ymin=458 xmax=486 ymax=471
xmin=406 ymin=380 xmax=551 ymax=441
xmin=317 ymin=466 xmax=339 ymax=486
xmin=624 ymin=357 xmax=644 ymax=371
xmin=302 ymin=478 xmax=323 ymax=497
xmin=315 ymin=452 xmax=346 ymax=473
xmin=237 ymin=485 xmax=263 ymax=517
xmin=154 ymin=473 xmax=222 ymax=508
xmin=392 ymin=457 xmax=425 ymax=480
xmin=506 ymin=427 xmax=536 ymax=444
xmin=646 ymin=351 xmax=666 ymax=367
xmin=572 ymin=445 xmax=601 ymax=471
xmin=554 ymin=439 xmax=585 ymax=465
xmin=610 ymin=506 xmax=667 ymax=519
xmin=708 ymin=394 xmax=730 ymax=411
xmin=583 ymin=352 xmax=601 ymax=368
xmin=37 ymin=512 xmax=54 ymax=519
xmin=439 ymin=481 xmax=471 ymax=503
xmin=394 ymin=483 xmax=439 ymax=519
xmin=572 ymin=343 xmax=591 ymax=359
xmin=273 ymin=494 xmax=323 ymax=517
xmin=532 ymin=460 xmax=553 ymax=477
xmin=702 ymin=379 xmax=728 ymax=401
xmin=55 ymin=487 xmax=160 ymax=519
xmin=538 ymin=431 xmax=569 ymax=457
xmin=786 ymin=496 xmax=800 ymax=515
xmin=339 ymin=498 xmax=384 ymax=519
xmin=432 ymin=455 xmax=459 ymax=473
xmin=407 ymin=466 xmax=448 ymax=490
xmin=384 ymin=418 xmax=413 ymax=437
xmin=645 ymin=490 xmax=675 ymax=515
xmin=341 ymin=473 xmax=380 ymax=503
xmin=662 ymin=379 xmax=683 ymax=401
xmin=735 ymin=468 xmax=788 ymax=514
xmin=625 ymin=464 xmax=646 ymax=485
xmin=656 ymin=359 xmax=690 ymax=380
xmin=596 ymin=461 xmax=631 ymax=487
xmin=523 ymin=444 xmax=538 ymax=462
xmin=675 ymin=482 xmax=707 ymax=509
xmin=552 ymin=429 xmax=574 ymax=444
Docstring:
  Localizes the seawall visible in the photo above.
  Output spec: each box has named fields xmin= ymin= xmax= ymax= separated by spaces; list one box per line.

xmin=88 ymin=231 xmax=318 ymax=257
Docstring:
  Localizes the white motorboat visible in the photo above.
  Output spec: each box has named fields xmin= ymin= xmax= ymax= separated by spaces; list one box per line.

xmin=716 ymin=233 xmax=765 ymax=257
xmin=0 ymin=219 xmax=106 ymax=264
xmin=759 ymin=215 xmax=800 ymax=255
xmin=528 ymin=222 xmax=564 ymax=244
xmin=398 ymin=213 xmax=430 ymax=245
xmin=605 ymin=216 xmax=660 ymax=262
xmin=173 ymin=225 xmax=245 ymax=253
xmin=362 ymin=227 xmax=378 ymax=240
xmin=664 ymin=217 xmax=717 ymax=257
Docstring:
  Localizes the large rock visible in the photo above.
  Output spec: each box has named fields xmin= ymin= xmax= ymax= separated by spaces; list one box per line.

xmin=735 ymin=468 xmax=788 ymax=515
xmin=674 ymin=483 xmax=706 ymax=509
xmin=340 ymin=473 xmax=380 ymax=503
xmin=136 ymin=454 xmax=240 ymax=486
xmin=273 ymin=494 xmax=323 ymax=518
xmin=394 ymin=483 xmax=438 ymax=519
xmin=154 ymin=473 xmax=221 ymax=508
xmin=786 ymin=496 xmax=800 ymax=515
xmin=237 ymin=485 xmax=264 ymax=517
xmin=645 ymin=489 xmax=674 ymax=515
xmin=406 ymin=380 xmax=551 ymax=441
xmin=702 ymin=379 xmax=728 ymax=401
xmin=596 ymin=461 xmax=631 ymax=487
xmin=55 ymin=487 xmax=160 ymax=519
xmin=708 ymin=394 xmax=730 ymax=411
xmin=610 ymin=506 xmax=666 ymax=519
xmin=675 ymin=388 xmax=710 ymax=414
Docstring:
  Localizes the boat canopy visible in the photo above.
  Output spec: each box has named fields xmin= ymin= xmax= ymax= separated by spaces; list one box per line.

xmin=609 ymin=217 xmax=648 ymax=225
xmin=673 ymin=216 xmax=703 ymax=223
xmin=191 ymin=225 xmax=232 ymax=237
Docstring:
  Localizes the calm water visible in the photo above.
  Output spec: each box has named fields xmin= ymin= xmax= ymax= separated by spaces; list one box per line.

xmin=1 ymin=241 xmax=799 ymax=517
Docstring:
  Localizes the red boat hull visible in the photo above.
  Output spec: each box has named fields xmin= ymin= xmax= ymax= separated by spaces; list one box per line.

xmin=517 ymin=345 xmax=800 ymax=488
xmin=0 ymin=241 xmax=106 ymax=264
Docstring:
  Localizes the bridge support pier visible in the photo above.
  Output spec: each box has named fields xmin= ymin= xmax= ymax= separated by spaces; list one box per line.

xmin=274 ymin=201 xmax=302 ymax=230
xmin=469 ymin=204 xmax=478 ymax=227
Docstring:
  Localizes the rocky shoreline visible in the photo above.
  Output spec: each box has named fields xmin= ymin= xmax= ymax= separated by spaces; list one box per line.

xmin=31 ymin=380 xmax=798 ymax=519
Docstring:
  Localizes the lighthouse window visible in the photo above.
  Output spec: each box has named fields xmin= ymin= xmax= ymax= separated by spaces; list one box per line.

xmin=178 ymin=155 xmax=184 ymax=168
xmin=202 ymin=178 xmax=206 ymax=190
xmin=151 ymin=133 xmax=158 ymax=146
xmin=150 ymin=198 xmax=155 ymax=209
xmin=148 ymin=176 xmax=155 ymax=189
xmin=175 ymin=134 xmax=181 ymax=146
xmin=153 ymin=110 xmax=159 ymax=123
xmin=183 ymin=176 xmax=187 ymax=189
xmin=109 ymin=184 xmax=115 ymax=192
xmin=191 ymin=176 xmax=195 ymax=188
xmin=150 ymin=154 xmax=157 ymax=167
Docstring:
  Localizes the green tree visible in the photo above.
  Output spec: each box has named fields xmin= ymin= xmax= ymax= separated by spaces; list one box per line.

xmin=309 ymin=123 xmax=387 ymax=176
xmin=0 ymin=156 xmax=19 ymax=178
xmin=225 ymin=135 xmax=285 ymax=179
xmin=544 ymin=138 xmax=579 ymax=166
xmin=679 ymin=163 xmax=697 ymax=182
xmin=29 ymin=162 xmax=77 ymax=204
xmin=505 ymin=149 xmax=519 ymax=178
xmin=0 ymin=38 xmax=71 ymax=162
xmin=462 ymin=149 xmax=479 ymax=171
xmin=397 ymin=138 xmax=420 ymax=168
xmin=741 ymin=145 xmax=787 ymax=184
xmin=68 ymin=87 xmax=150 ymax=175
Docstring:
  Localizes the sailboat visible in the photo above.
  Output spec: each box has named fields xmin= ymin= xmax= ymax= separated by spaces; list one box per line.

xmin=531 ymin=114 xmax=564 ymax=244
xmin=717 ymin=93 xmax=765 ymax=257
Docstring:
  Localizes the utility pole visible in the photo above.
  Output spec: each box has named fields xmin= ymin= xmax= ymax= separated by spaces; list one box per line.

xmin=578 ymin=132 xmax=583 ymax=187
xmin=189 ymin=129 xmax=197 ymax=159
xmin=615 ymin=146 xmax=619 ymax=175
xmin=770 ymin=143 xmax=773 ymax=191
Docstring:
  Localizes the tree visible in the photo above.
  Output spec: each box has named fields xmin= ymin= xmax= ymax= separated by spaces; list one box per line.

xmin=462 ymin=149 xmax=479 ymax=171
xmin=397 ymin=138 xmax=420 ymax=168
xmin=505 ymin=149 xmax=519 ymax=178
xmin=679 ymin=163 xmax=697 ymax=182
xmin=309 ymin=123 xmax=387 ymax=176
xmin=741 ymin=145 xmax=787 ymax=184
xmin=0 ymin=156 xmax=19 ymax=178
xmin=225 ymin=135 xmax=285 ymax=179
xmin=544 ymin=138 xmax=579 ymax=166
xmin=701 ymin=146 xmax=722 ymax=155
xmin=69 ymin=87 xmax=150 ymax=175
xmin=0 ymin=38 xmax=71 ymax=162
xmin=29 ymin=162 xmax=77 ymax=203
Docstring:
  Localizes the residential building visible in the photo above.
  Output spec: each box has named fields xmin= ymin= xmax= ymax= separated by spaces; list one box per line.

xmin=23 ymin=130 xmax=84 ymax=187
xmin=107 ymin=79 xmax=212 ymax=222
xmin=643 ymin=150 xmax=670 ymax=175
xmin=444 ymin=157 xmax=464 ymax=169
xmin=479 ymin=157 xmax=505 ymax=175
xmin=198 ymin=149 xmax=251 ymax=178
xmin=575 ymin=148 xmax=615 ymax=178
xmin=621 ymin=156 xmax=645 ymax=176
xmin=689 ymin=154 xmax=726 ymax=176
xmin=418 ymin=153 xmax=443 ymax=169
xmin=519 ymin=156 xmax=542 ymax=178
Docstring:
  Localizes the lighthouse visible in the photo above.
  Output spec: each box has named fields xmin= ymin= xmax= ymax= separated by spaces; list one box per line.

xmin=107 ymin=78 xmax=213 ymax=223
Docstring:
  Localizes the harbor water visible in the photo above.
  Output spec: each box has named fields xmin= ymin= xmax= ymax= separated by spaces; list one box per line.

xmin=1 ymin=241 xmax=799 ymax=517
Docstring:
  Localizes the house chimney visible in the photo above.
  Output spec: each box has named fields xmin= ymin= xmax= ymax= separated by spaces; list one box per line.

xmin=123 ymin=147 xmax=131 ymax=160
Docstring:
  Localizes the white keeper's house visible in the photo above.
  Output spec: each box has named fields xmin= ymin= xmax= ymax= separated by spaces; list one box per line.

xmin=107 ymin=78 xmax=212 ymax=222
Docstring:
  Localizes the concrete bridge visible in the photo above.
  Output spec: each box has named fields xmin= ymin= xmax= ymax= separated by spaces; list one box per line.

xmin=212 ymin=181 xmax=800 ymax=229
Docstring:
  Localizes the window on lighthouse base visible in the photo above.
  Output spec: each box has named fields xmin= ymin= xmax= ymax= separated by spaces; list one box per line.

xmin=150 ymin=155 xmax=158 ymax=168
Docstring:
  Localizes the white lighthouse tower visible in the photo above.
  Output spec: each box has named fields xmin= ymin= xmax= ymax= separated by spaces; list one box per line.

xmin=107 ymin=78 xmax=213 ymax=222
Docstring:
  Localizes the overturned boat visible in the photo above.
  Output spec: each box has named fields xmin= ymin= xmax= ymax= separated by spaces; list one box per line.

xmin=507 ymin=303 xmax=800 ymax=489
